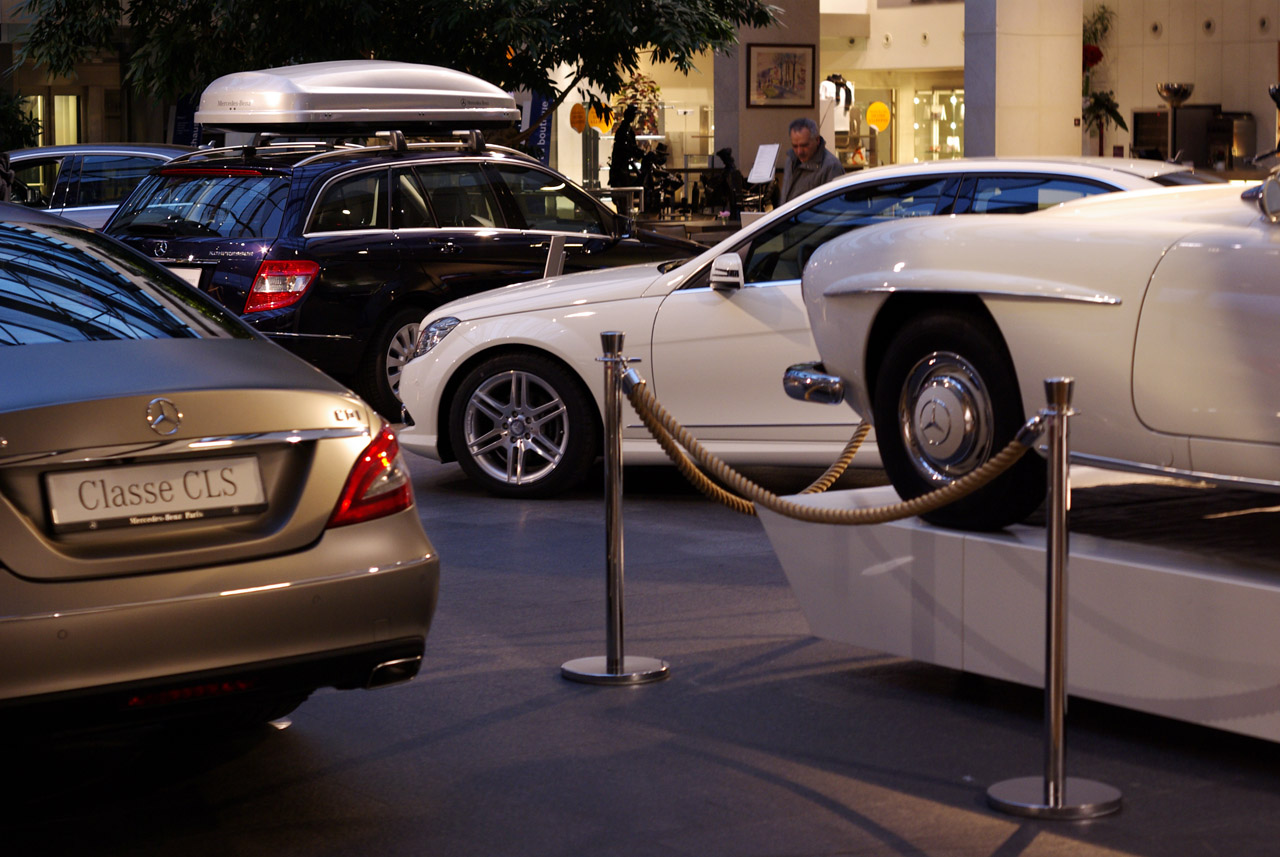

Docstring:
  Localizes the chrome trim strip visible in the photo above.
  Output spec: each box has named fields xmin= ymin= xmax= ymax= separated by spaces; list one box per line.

xmin=851 ymin=286 xmax=1121 ymax=305
xmin=623 ymin=422 xmax=865 ymax=431
xmin=0 ymin=427 xmax=370 ymax=467
xmin=0 ymin=552 xmax=436 ymax=624
xmin=265 ymin=331 xmax=355 ymax=341
xmin=1070 ymin=453 xmax=1280 ymax=491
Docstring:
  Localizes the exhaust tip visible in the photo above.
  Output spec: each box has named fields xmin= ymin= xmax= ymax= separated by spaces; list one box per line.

xmin=366 ymin=655 xmax=422 ymax=688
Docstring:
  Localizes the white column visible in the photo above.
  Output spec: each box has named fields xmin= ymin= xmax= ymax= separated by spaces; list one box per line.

xmin=965 ymin=0 xmax=1084 ymax=157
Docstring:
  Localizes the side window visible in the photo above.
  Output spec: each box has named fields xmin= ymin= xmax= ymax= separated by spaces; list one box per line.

xmin=310 ymin=170 xmax=389 ymax=232
xmin=10 ymin=156 xmax=65 ymax=209
xmin=739 ymin=177 xmax=952 ymax=285
xmin=392 ymin=167 xmax=432 ymax=228
xmin=959 ymin=175 xmax=1112 ymax=214
xmin=76 ymin=155 xmax=164 ymax=207
xmin=489 ymin=164 xmax=606 ymax=234
xmin=412 ymin=162 xmax=503 ymax=228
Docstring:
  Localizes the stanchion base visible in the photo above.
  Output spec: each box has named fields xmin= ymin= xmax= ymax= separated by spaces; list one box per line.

xmin=560 ymin=656 xmax=670 ymax=686
xmin=987 ymin=776 xmax=1121 ymax=820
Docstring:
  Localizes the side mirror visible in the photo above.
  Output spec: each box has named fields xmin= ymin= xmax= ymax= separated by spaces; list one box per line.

xmin=708 ymin=253 xmax=744 ymax=291
xmin=1259 ymin=173 xmax=1280 ymax=223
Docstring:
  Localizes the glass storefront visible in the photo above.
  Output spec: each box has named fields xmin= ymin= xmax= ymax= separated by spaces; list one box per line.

xmin=912 ymin=88 xmax=964 ymax=161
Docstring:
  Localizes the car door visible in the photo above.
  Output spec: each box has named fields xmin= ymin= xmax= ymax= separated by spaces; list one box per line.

xmin=394 ymin=161 xmax=544 ymax=301
xmin=648 ymin=176 xmax=956 ymax=442
xmin=301 ymin=167 xmax=401 ymax=336
xmin=1132 ymin=216 xmax=1280 ymax=477
xmin=484 ymin=161 xmax=625 ymax=273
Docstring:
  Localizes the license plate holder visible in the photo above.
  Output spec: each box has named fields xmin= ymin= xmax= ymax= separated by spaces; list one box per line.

xmin=45 ymin=456 xmax=267 ymax=533
xmin=166 ymin=265 xmax=204 ymax=289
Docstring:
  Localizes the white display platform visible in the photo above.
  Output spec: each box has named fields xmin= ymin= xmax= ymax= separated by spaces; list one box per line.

xmin=758 ymin=468 xmax=1280 ymax=742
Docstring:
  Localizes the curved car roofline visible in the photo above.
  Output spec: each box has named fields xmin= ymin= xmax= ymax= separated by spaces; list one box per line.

xmin=0 ymin=200 xmax=90 ymax=227
xmin=6 ymin=143 xmax=194 ymax=158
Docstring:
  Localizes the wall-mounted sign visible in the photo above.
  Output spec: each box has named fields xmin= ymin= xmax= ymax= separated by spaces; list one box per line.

xmin=569 ymin=103 xmax=587 ymax=134
xmin=587 ymin=105 xmax=613 ymax=134
xmin=866 ymin=101 xmax=892 ymax=132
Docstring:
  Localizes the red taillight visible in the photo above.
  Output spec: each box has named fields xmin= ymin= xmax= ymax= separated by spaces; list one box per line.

xmin=126 ymin=679 xmax=254 ymax=709
xmin=244 ymin=259 xmax=320 ymax=313
xmin=327 ymin=426 xmax=414 ymax=528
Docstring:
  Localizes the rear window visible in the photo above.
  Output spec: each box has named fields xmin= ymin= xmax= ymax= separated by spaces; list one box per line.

xmin=109 ymin=171 xmax=290 ymax=239
xmin=76 ymin=154 xmax=167 ymax=207
xmin=0 ymin=221 xmax=254 ymax=344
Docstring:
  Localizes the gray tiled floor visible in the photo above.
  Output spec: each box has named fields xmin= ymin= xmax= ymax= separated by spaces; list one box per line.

xmin=10 ymin=456 xmax=1280 ymax=856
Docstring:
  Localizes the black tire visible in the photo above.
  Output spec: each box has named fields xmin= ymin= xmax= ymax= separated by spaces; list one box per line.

xmin=873 ymin=311 xmax=1045 ymax=530
xmin=448 ymin=353 xmax=597 ymax=498
xmin=358 ymin=306 xmax=425 ymax=420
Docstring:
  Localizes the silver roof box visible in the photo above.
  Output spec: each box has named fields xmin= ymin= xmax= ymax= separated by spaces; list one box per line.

xmin=195 ymin=60 xmax=520 ymax=134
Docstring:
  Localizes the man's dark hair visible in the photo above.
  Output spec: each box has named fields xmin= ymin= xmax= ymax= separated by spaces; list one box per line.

xmin=788 ymin=117 xmax=819 ymax=136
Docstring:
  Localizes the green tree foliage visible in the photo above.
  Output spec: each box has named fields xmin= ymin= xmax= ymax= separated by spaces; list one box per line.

xmin=0 ymin=89 xmax=41 ymax=149
xmin=17 ymin=0 xmax=778 ymax=132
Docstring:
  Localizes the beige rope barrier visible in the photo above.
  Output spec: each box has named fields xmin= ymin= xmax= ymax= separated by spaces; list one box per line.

xmin=625 ymin=372 xmax=1042 ymax=524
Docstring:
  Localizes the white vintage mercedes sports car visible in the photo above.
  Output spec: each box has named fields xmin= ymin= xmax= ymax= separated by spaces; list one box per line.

xmin=396 ymin=157 xmax=1216 ymax=497
xmin=796 ymin=177 xmax=1280 ymax=530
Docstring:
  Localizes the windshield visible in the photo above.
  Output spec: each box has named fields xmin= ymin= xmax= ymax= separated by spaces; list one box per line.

xmin=0 ymin=221 xmax=254 ymax=344
xmin=109 ymin=171 xmax=291 ymax=239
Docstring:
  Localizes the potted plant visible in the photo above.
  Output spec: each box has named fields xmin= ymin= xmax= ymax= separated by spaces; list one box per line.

xmin=1082 ymin=5 xmax=1126 ymax=156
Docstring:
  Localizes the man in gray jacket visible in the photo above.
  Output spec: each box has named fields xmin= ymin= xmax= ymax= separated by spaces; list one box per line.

xmin=780 ymin=117 xmax=844 ymax=203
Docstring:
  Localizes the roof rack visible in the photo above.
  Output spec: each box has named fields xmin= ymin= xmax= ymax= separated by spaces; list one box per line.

xmin=166 ymin=139 xmax=365 ymax=165
xmin=163 ymin=131 xmax=532 ymax=169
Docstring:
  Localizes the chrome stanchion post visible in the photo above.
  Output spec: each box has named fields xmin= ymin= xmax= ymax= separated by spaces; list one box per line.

xmin=987 ymin=377 xmax=1121 ymax=820
xmin=561 ymin=332 xmax=670 ymax=686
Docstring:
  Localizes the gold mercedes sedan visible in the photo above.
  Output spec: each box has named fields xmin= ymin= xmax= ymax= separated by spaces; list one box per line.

xmin=0 ymin=204 xmax=439 ymax=733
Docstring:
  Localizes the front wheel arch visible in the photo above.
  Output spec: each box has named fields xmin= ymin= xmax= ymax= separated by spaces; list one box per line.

xmin=357 ymin=299 xmax=440 ymax=419
xmin=866 ymin=293 xmax=1014 ymax=416
xmin=437 ymin=346 xmax=602 ymax=466
xmin=870 ymin=301 xmax=1045 ymax=530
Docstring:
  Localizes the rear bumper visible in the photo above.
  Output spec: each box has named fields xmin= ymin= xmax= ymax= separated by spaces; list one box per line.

xmin=0 ymin=509 xmax=439 ymax=729
xmin=0 ymin=637 xmax=426 ymax=733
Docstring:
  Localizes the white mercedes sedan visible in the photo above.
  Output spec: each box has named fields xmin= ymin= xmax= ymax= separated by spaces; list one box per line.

xmin=798 ymin=178 xmax=1278 ymax=531
xmin=398 ymin=158 xmax=1216 ymax=497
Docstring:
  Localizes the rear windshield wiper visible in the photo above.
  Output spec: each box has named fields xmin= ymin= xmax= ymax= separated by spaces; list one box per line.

xmin=115 ymin=219 xmax=218 ymax=238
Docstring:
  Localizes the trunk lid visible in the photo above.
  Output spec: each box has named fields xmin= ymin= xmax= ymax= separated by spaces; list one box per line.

xmin=0 ymin=339 xmax=376 ymax=581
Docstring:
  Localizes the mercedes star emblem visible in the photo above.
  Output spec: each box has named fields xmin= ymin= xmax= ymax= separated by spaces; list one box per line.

xmin=154 ymin=241 xmax=168 ymax=258
xmin=918 ymin=399 xmax=951 ymax=446
xmin=146 ymin=397 xmax=183 ymax=436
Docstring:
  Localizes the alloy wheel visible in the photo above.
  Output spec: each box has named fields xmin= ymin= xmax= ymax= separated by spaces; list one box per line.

xmin=462 ymin=369 xmax=570 ymax=485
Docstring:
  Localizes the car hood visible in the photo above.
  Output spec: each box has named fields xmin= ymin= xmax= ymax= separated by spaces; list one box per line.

xmin=427 ymin=261 xmax=678 ymax=322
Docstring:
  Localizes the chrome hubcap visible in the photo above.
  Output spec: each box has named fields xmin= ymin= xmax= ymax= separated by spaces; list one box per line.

xmin=464 ymin=370 xmax=569 ymax=485
xmin=898 ymin=351 xmax=994 ymax=484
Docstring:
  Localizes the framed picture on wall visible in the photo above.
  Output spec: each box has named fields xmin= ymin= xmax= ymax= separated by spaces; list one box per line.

xmin=747 ymin=44 xmax=816 ymax=108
